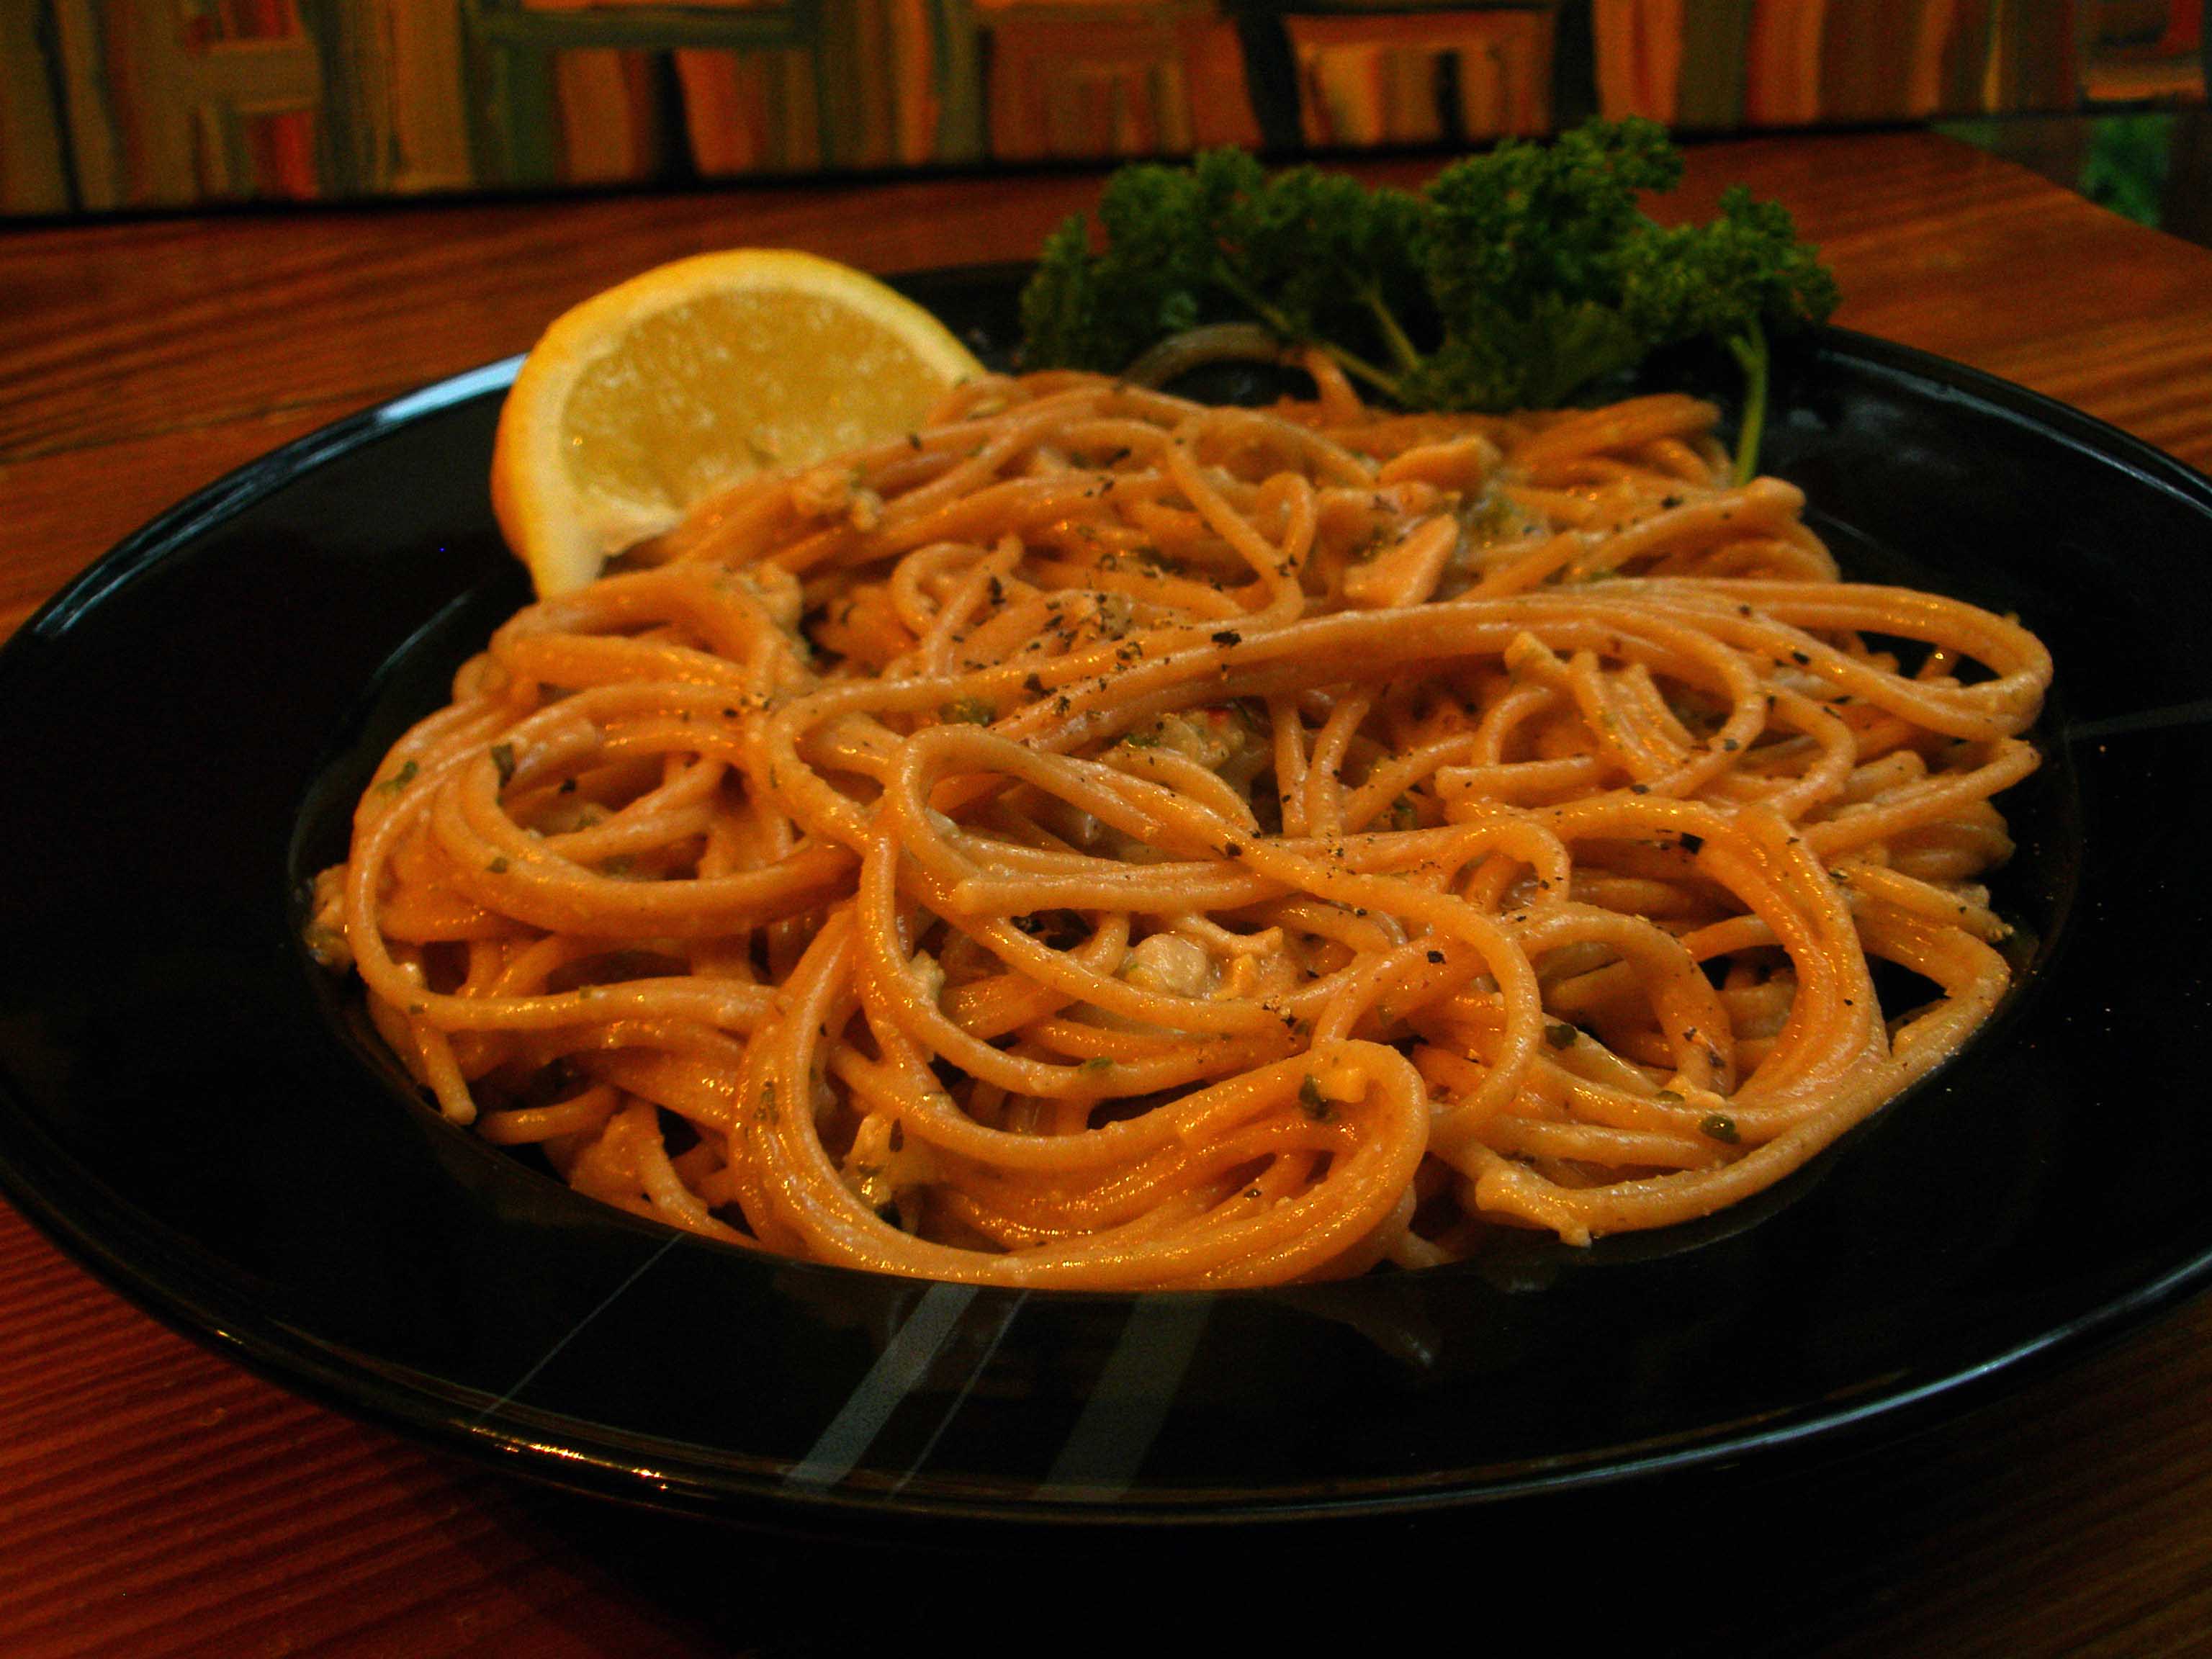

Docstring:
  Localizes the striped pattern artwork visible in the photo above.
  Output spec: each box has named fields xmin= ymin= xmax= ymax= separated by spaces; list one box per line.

xmin=1 ymin=0 xmax=2203 ymax=214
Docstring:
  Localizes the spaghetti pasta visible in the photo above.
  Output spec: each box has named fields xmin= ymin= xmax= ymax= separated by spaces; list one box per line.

xmin=310 ymin=361 xmax=2053 ymax=1289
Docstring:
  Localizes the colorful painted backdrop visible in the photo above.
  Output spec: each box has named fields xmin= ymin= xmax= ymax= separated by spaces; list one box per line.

xmin=2 ymin=1 xmax=2205 ymax=215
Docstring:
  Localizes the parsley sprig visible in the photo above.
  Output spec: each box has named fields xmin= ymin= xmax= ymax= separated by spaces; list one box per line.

xmin=1019 ymin=118 xmax=1838 ymax=482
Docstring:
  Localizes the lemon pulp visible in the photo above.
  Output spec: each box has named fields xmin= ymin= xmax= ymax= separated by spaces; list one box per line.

xmin=561 ymin=289 xmax=961 ymax=518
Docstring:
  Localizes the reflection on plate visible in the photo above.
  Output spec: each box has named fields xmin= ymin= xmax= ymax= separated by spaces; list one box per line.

xmin=2 ymin=266 xmax=2211 ymax=1528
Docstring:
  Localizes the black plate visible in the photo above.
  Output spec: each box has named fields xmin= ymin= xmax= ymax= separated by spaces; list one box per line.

xmin=4 ymin=266 xmax=2211 ymax=1530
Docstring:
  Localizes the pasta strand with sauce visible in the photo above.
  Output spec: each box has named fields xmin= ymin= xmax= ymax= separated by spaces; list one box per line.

xmin=310 ymin=363 xmax=2052 ymax=1287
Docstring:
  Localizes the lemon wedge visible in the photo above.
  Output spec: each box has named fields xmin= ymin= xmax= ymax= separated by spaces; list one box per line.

xmin=491 ymin=248 xmax=985 ymax=595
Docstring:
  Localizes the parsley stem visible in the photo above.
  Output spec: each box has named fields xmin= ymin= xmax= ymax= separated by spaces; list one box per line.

xmin=1320 ymin=344 xmax=1409 ymax=403
xmin=1727 ymin=324 xmax=1769 ymax=485
xmin=1214 ymin=262 xmax=1406 ymax=402
xmin=1360 ymin=283 xmax=1425 ymax=375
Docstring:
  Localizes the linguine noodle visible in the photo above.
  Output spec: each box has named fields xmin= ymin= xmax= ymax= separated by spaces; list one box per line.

xmin=310 ymin=360 xmax=2053 ymax=1288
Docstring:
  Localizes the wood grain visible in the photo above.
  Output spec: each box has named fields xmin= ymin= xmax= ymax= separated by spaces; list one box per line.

xmin=4 ymin=129 xmax=2212 ymax=1658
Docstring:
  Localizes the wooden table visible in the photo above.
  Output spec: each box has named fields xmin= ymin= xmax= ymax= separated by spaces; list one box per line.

xmin=6 ymin=130 xmax=2212 ymax=1656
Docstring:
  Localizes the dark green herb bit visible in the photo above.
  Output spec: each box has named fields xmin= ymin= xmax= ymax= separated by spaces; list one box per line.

xmin=1082 ymin=1056 xmax=1115 ymax=1074
xmin=939 ymin=696 xmax=996 ymax=726
xmin=1298 ymin=1074 xmax=1333 ymax=1119
xmin=1543 ymin=1021 xmax=1579 ymax=1050
xmin=376 ymin=760 xmax=418 ymax=795
xmin=490 ymin=742 xmax=516 ymax=787
xmin=1701 ymin=1112 xmax=1742 ymax=1144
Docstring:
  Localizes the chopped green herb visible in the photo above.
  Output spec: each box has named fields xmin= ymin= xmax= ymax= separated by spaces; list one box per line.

xmin=1701 ymin=1113 xmax=1741 ymax=1144
xmin=939 ymin=696 xmax=996 ymax=726
xmin=1298 ymin=1074 xmax=1333 ymax=1119
xmin=490 ymin=742 xmax=516 ymax=787
xmin=376 ymin=760 xmax=418 ymax=795
xmin=1543 ymin=1021 xmax=1579 ymax=1049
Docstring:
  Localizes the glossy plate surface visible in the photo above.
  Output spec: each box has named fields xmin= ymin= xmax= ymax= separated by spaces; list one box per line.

xmin=3 ymin=269 xmax=2210 ymax=1528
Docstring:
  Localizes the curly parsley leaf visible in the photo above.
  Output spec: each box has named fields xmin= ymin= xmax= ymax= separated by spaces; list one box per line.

xmin=1017 ymin=118 xmax=1838 ymax=473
